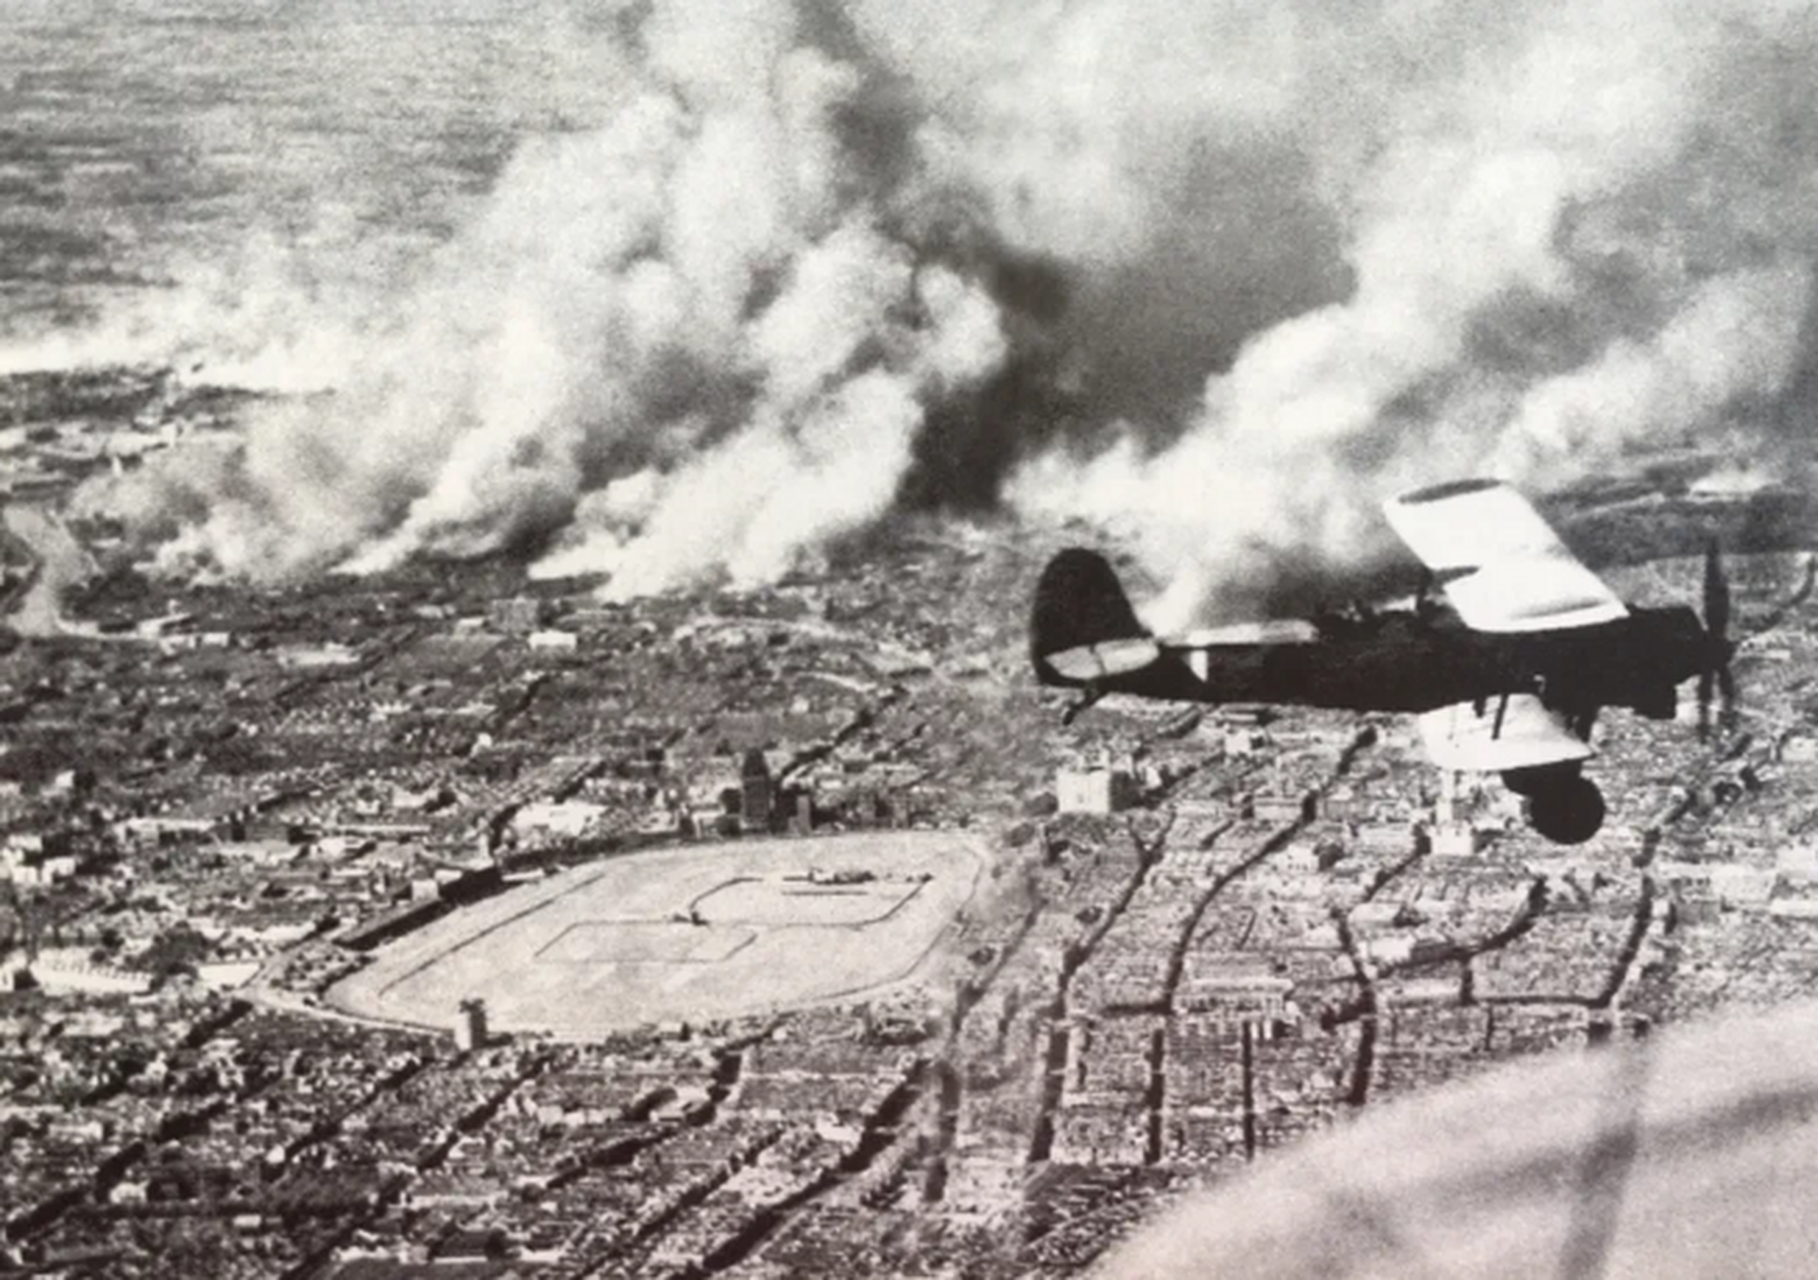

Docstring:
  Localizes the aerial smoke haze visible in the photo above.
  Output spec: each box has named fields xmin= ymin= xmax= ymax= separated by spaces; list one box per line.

xmin=54 ymin=0 xmax=1818 ymax=621
xmin=1008 ymin=0 xmax=1818 ymax=627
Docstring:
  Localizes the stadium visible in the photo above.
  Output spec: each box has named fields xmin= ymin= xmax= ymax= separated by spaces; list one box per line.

xmin=330 ymin=832 xmax=987 ymax=1037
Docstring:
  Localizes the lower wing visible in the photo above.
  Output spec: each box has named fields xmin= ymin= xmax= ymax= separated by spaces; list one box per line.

xmin=1418 ymin=694 xmax=1594 ymax=773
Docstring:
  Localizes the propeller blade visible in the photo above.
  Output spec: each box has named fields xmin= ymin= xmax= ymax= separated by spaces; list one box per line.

xmin=1698 ymin=539 xmax=1737 ymax=741
xmin=1703 ymin=537 xmax=1731 ymax=644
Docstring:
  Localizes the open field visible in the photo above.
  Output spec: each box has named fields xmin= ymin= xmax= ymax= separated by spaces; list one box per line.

xmin=330 ymin=832 xmax=987 ymax=1036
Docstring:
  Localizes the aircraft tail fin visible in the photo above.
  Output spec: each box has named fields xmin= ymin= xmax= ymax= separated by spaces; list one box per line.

xmin=1030 ymin=548 xmax=1155 ymax=686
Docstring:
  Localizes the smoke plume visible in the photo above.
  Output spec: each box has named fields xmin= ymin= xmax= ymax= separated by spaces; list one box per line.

xmin=71 ymin=0 xmax=1818 ymax=622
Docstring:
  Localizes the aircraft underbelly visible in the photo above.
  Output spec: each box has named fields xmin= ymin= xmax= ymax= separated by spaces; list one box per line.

xmin=1139 ymin=625 xmax=1511 ymax=715
xmin=1257 ymin=639 xmax=1474 ymax=712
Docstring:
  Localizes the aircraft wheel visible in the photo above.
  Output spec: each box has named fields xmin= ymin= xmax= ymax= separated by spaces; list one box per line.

xmin=1528 ymin=776 xmax=1605 ymax=845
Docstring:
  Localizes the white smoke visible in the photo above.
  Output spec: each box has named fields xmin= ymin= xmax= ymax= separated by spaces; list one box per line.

xmin=1007 ymin=0 xmax=1818 ymax=627
xmin=67 ymin=0 xmax=1818 ymax=613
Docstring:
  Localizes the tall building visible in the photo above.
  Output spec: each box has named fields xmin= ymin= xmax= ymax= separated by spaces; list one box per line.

xmin=456 ymin=998 xmax=489 ymax=1052
xmin=741 ymin=749 xmax=774 ymax=832
xmin=1056 ymin=765 xmax=1137 ymax=814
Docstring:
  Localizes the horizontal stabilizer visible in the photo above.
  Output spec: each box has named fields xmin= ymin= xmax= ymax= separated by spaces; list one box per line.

xmin=1418 ymin=694 xmax=1593 ymax=773
xmin=1044 ymin=638 xmax=1164 ymax=682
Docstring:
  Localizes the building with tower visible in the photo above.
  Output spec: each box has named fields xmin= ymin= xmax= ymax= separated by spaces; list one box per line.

xmin=742 ymin=749 xmax=775 ymax=832
xmin=456 ymin=998 xmax=489 ymax=1052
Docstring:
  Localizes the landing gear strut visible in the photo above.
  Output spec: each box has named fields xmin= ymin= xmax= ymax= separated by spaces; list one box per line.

xmin=1525 ymin=774 xmax=1605 ymax=845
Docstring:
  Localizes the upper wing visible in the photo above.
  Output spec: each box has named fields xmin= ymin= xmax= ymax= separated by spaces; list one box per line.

xmin=1384 ymin=479 xmax=1627 ymax=633
xmin=1418 ymin=694 xmax=1594 ymax=773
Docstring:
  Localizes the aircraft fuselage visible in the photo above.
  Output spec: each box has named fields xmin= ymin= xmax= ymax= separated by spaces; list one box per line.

xmin=1036 ymin=602 xmax=1711 ymax=724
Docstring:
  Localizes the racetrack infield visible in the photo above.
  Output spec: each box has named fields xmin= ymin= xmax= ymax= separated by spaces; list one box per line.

xmin=329 ymin=831 xmax=987 ymax=1036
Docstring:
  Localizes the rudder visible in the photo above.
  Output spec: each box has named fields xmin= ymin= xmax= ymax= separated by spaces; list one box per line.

xmin=1030 ymin=548 xmax=1147 ymax=681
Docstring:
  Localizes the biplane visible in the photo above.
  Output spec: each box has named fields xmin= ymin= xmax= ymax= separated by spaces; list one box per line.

xmin=1030 ymin=479 xmax=1737 ymax=844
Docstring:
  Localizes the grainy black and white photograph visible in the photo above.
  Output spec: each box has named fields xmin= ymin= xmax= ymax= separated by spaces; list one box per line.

xmin=6 ymin=1 xmax=1818 ymax=1276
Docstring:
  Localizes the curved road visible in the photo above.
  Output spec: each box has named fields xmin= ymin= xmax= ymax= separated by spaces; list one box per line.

xmin=1 ymin=503 xmax=102 ymax=638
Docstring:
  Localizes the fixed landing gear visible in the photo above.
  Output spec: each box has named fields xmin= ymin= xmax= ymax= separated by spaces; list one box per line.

xmin=1525 ymin=774 xmax=1606 ymax=845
